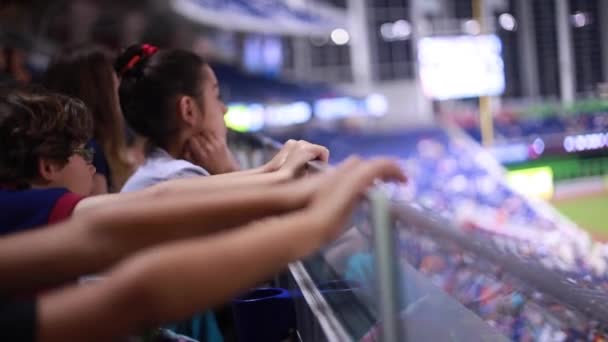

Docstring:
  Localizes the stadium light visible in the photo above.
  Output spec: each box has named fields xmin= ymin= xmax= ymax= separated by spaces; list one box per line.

xmin=531 ymin=137 xmax=545 ymax=157
xmin=392 ymin=20 xmax=411 ymax=40
xmin=331 ymin=28 xmax=350 ymax=45
xmin=380 ymin=22 xmax=394 ymax=40
xmin=498 ymin=13 xmax=517 ymax=31
xmin=462 ymin=19 xmax=481 ymax=35
xmin=571 ymin=11 xmax=589 ymax=28
xmin=380 ymin=20 xmax=411 ymax=41
xmin=365 ymin=93 xmax=389 ymax=116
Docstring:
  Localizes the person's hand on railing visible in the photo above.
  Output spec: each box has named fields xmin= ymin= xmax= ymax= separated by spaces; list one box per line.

xmin=299 ymin=156 xmax=406 ymax=243
xmin=262 ymin=139 xmax=329 ymax=177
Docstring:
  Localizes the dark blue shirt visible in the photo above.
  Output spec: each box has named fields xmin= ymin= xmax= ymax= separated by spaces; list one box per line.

xmin=0 ymin=188 xmax=83 ymax=235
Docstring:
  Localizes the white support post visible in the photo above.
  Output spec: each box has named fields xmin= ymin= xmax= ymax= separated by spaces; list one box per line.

xmin=515 ymin=0 xmax=540 ymax=98
xmin=347 ymin=0 xmax=373 ymax=87
xmin=555 ymin=0 xmax=576 ymax=103
xmin=599 ymin=0 xmax=608 ymax=83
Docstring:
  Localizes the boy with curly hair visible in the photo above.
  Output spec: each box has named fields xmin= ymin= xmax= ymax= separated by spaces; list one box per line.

xmin=0 ymin=87 xmax=96 ymax=233
xmin=0 ymin=87 xmax=330 ymax=235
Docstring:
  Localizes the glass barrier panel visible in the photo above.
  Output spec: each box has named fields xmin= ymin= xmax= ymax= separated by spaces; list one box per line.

xmin=391 ymin=201 xmax=608 ymax=341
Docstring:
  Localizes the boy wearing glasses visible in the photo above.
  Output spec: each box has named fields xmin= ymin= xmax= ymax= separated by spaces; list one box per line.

xmin=0 ymin=87 xmax=96 ymax=234
xmin=0 ymin=87 xmax=332 ymax=237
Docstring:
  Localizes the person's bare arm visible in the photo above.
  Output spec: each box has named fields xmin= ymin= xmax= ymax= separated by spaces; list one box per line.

xmin=38 ymin=158 xmax=405 ymax=342
xmin=0 ymin=182 xmax=312 ymax=295
xmin=74 ymin=170 xmax=293 ymax=214
xmin=74 ymin=140 xmax=329 ymax=215
xmin=0 ymin=153 xmax=345 ymax=294
xmin=38 ymin=213 xmax=320 ymax=342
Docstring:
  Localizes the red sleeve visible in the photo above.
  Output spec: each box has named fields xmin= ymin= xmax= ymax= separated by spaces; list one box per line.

xmin=48 ymin=192 xmax=85 ymax=224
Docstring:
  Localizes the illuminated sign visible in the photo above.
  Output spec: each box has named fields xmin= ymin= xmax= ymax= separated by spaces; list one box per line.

xmin=264 ymin=102 xmax=312 ymax=127
xmin=224 ymin=102 xmax=312 ymax=132
xmin=314 ymin=94 xmax=388 ymax=120
xmin=418 ymin=35 xmax=505 ymax=100
xmin=225 ymin=95 xmax=388 ymax=131
xmin=224 ymin=104 xmax=265 ymax=132
xmin=315 ymin=97 xmax=361 ymax=120
xmin=563 ymin=132 xmax=608 ymax=153
xmin=490 ymin=143 xmax=529 ymax=164
xmin=507 ymin=167 xmax=554 ymax=200
xmin=365 ymin=94 xmax=389 ymax=117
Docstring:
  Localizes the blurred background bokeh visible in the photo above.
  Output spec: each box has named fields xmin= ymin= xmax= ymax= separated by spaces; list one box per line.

xmin=3 ymin=1 xmax=608 ymax=340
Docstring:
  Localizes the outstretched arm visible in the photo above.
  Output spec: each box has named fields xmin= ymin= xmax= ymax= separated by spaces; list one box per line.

xmin=38 ymin=158 xmax=405 ymax=342
xmin=0 ymin=149 xmax=337 ymax=295
xmin=74 ymin=140 xmax=329 ymax=215
xmin=0 ymin=178 xmax=311 ymax=295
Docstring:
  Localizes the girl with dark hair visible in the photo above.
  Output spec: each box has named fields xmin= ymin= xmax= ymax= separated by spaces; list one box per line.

xmin=44 ymin=44 xmax=134 ymax=194
xmin=116 ymin=44 xmax=322 ymax=192
xmin=114 ymin=44 xmax=330 ymax=340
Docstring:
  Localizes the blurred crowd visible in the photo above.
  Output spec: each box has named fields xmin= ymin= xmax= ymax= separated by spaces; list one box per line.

xmin=296 ymin=126 xmax=608 ymax=340
xmin=398 ymin=131 xmax=608 ymax=283
xmin=302 ymin=127 xmax=607 ymax=280
xmin=397 ymin=227 xmax=607 ymax=341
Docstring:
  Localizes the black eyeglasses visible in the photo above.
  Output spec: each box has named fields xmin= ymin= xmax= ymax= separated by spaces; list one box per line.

xmin=73 ymin=146 xmax=95 ymax=164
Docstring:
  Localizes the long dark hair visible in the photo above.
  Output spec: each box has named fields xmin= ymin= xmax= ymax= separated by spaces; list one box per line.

xmin=44 ymin=44 xmax=132 ymax=190
xmin=114 ymin=44 xmax=208 ymax=151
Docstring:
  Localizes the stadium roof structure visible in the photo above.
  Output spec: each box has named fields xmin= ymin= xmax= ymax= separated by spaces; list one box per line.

xmin=170 ymin=0 xmax=347 ymax=36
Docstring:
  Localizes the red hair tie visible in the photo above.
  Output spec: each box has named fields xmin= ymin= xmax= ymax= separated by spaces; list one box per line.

xmin=141 ymin=44 xmax=159 ymax=55
xmin=120 ymin=43 xmax=159 ymax=77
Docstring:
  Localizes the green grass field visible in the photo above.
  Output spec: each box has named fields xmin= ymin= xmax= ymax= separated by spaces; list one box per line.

xmin=553 ymin=192 xmax=608 ymax=241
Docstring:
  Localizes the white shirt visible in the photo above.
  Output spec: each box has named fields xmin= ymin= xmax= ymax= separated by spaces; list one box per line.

xmin=121 ymin=148 xmax=209 ymax=193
